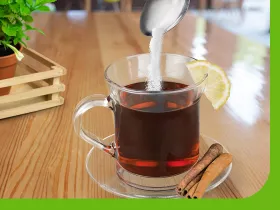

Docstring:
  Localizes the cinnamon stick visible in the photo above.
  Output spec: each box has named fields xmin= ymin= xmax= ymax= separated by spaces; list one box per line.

xmin=193 ymin=153 xmax=233 ymax=199
xmin=182 ymin=171 xmax=204 ymax=196
xmin=186 ymin=182 xmax=199 ymax=199
xmin=176 ymin=143 xmax=223 ymax=195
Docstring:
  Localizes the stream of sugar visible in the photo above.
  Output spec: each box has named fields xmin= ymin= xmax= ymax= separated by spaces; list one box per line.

xmin=147 ymin=28 xmax=165 ymax=91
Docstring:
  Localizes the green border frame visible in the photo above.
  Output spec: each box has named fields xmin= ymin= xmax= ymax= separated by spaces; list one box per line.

xmin=0 ymin=0 xmax=274 ymax=209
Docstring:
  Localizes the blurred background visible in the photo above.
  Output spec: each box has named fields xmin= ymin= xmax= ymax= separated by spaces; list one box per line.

xmin=46 ymin=0 xmax=270 ymax=47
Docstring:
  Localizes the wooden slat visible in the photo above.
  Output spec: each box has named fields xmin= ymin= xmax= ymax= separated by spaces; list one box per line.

xmin=0 ymin=68 xmax=65 ymax=88
xmin=22 ymin=47 xmax=66 ymax=69
xmin=0 ymin=84 xmax=65 ymax=104
xmin=17 ymin=62 xmax=39 ymax=74
xmin=50 ymin=78 xmax=61 ymax=100
xmin=16 ymin=63 xmax=51 ymax=87
xmin=0 ymin=97 xmax=64 ymax=120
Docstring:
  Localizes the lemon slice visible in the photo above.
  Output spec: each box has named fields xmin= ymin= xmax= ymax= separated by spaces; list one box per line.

xmin=186 ymin=60 xmax=231 ymax=110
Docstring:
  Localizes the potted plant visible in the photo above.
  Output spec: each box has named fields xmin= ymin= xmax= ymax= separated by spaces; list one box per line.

xmin=0 ymin=0 xmax=56 ymax=96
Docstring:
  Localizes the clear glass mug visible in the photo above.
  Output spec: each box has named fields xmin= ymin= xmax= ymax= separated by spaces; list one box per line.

xmin=73 ymin=54 xmax=208 ymax=190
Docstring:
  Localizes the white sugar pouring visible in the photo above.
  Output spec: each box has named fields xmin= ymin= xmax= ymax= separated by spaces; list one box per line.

xmin=147 ymin=28 xmax=165 ymax=91
xmin=140 ymin=0 xmax=190 ymax=91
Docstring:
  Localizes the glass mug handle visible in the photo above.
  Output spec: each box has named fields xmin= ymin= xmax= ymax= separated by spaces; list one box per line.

xmin=73 ymin=94 xmax=116 ymax=157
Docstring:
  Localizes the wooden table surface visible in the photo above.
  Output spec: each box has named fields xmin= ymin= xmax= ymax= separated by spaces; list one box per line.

xmin=0 ymin=12 xmax=270 ymax=198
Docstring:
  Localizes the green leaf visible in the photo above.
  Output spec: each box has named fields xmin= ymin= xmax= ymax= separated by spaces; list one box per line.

xmin=24 ymin=23 xmax=33 ymax=30
xmin=13 ymin=21 xmax=22 ymax=28
xmin=0 ymin=6 xmax=10 ymax=17
xmin=36 ymin=0 xmax=56 ymax=6
xmin=26 ymin=0 xmax=34 ymax=5
xmin=0 ymin=30 xmax=4 ymax=37
xmin=0 ymin=0 xmax=48 ymax=47
xmin=4 ymin=24 xmax=22 ymax=34
xmin=6 ymin=36 xmax=12 ymax=41
xmin=16 ymin=30 xmax=24 ymax=37
xmin=13 ymin=37 xmax=19 ymax=45
xmin=2 ymin=15 xmax=15 ymax=18
xmin=20 ymin=5 xmax=31 ymax=16
xmin=22 ymin=32 xmax=29 ymax=40
xmin=2 ymin=25 xmax=17 ymax=36
xmin=22 ymin=15 xmax=33 ymax=22
xmin=2 ymin=40 xmax=10 ymax=45
xmin=0 ymin=0 xmax=12 ymax=5
xmin=36 ymin=5 xmax=50 ymax=11
xmin=15 ymin=18 xmax=23 ymax=26
xmin=9 ymin=3 xmax=20 ymax=13
xmin=1 ymin=40 xmax=12 ymax=48
xmin=0 ymin=18 xmax=9 ymax=26
xmin=0 ymin=10 xmax=4 ymax=17
xmin=16 ymin=0 xmax=24 ymax=4
xmin=34 ymin=28 xmax=44 ymax=35
xmin=19 ymin=40 xmax=27 ymax=47
xmin=23 ymin=35 xmax=30 ymax=40
xmin=24 ymin=24 xmax=45 ymax=35
xmin=8 ymin=16 xmax=16 ymax=24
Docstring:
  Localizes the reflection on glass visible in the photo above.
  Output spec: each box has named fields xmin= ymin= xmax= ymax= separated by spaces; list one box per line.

xmin=226 ymin=36 xmax=267 ymax=125
xmin=191 ymin=17 xmax=208 ymax=60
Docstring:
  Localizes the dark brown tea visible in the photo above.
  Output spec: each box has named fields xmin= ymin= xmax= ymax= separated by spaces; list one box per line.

xmin=112 ymin=81 xmax=199 ymax=177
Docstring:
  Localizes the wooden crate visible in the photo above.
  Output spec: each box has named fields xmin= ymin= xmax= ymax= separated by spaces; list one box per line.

xmin=0 ymin=47 xmax=67 ymax=120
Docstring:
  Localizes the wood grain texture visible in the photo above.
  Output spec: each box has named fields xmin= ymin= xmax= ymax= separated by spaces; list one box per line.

xmin=0 ymin=12 xmax=270 ymax=199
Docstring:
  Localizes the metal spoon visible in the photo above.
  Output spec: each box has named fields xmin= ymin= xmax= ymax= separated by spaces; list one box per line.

xmin=140 ymin=0 xmax=190 ymax=36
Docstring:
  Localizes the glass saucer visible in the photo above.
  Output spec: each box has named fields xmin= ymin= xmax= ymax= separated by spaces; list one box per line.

xmin=85 ymin=134 xmax=232 ymax=198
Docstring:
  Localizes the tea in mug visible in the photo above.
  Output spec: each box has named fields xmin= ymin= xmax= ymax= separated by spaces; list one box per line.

xmin=112 ymin=81 xmax=200 ymax=177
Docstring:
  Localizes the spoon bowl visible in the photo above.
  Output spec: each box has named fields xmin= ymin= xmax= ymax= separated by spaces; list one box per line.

xmin=140 ymin=0 xmax=190 ymax=36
